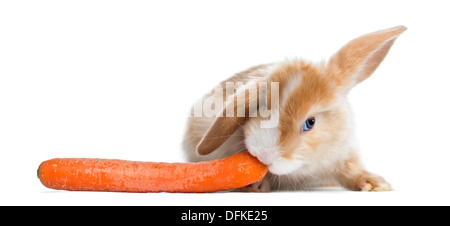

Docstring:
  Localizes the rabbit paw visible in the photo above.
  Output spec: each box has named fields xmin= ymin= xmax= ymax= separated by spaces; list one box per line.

xmin=356 ymin=174 xmax=392 ymax=192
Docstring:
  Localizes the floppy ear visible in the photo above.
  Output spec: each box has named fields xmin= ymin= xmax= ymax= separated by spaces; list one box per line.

xmin=327 ymin=26 xmax=407 ymax=92
xmin=196 ymin=84 xmax=261 ymax=156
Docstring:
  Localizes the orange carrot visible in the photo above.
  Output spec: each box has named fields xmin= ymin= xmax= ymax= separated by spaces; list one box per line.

xmin=37 ymin=152 xmax=267 ymax=193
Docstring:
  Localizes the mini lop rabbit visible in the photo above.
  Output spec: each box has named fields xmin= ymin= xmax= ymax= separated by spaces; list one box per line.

xmin=183 ymin=26 xmax=406 ymax=191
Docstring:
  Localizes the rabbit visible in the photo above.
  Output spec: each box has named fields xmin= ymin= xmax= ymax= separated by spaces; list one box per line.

xmin=182 ymin=26 xmax=406 ymax=192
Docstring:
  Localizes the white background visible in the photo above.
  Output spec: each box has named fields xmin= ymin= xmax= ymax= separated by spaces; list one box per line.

xmin=1 ymin=0 xmax=449 ymax=205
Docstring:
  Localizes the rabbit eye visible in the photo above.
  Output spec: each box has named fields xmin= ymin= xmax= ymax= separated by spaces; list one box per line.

xmin=302 ymin=117 xmax=315 ymax=132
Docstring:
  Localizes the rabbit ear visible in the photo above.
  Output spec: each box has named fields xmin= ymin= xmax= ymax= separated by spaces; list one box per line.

xmin=196 ymin=109 xmax=247 ymax=156
xmin=196 ymin=84 xmax=260 ymax=156
xmin=327 ymin=26 xmax=407 ymax=91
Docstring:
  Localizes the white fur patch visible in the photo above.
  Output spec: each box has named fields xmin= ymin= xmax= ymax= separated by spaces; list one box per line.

xmin=280 ymin=73 xmax=303 ymax=108
xmin=268 ymin=157 xmax=304 ymax=175
xmin=245 ymin=126 xmax=280 ymax=165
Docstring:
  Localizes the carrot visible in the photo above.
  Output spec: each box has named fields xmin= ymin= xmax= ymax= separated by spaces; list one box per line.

xmin=37 ymin=152 xmax=268 ymax=193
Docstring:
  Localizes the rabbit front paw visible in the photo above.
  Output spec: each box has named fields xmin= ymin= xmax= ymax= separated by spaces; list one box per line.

xmin=356 ymin=174 xmax=392 ymax=192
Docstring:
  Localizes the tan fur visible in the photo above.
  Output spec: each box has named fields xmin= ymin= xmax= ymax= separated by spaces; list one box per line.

xmin=274 ymin=61 xmax=337 ymax=159
xmin=183 ymin=26 xmax=406 ymax=191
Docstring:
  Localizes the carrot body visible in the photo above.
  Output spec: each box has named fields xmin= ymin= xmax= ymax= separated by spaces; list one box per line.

xmin=38 ymin=152 xmax=268 ymax=193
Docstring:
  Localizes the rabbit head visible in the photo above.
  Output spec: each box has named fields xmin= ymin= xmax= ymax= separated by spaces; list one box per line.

xmin=195 ymin=26 xmax=406 ymax=175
